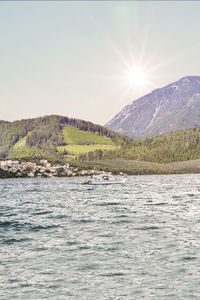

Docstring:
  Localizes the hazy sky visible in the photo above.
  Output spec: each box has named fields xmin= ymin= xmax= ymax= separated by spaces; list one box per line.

xmin=1 ymin=1 xmax=200 ymax=125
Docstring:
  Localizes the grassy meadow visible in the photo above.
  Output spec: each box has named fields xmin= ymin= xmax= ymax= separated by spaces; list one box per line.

xmin=58 ymin=144 xmax=117 ymax=154
xmin=62 ymin=125 xmax=115 ymax=145
xmin=57 ymin=125 xmax=118 ymax=156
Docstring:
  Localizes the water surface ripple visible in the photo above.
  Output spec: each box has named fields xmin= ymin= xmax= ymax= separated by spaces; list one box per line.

xmin=0 ymin=175 xmax=200 ymax=299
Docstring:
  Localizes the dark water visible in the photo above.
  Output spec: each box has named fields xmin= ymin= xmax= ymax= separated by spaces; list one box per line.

xmin=0 ymin=175 xmax=200 ymax=299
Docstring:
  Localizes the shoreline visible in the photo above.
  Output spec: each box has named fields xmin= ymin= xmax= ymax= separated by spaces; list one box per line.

xmin=1 ymin=159 xmax=200 ymax=178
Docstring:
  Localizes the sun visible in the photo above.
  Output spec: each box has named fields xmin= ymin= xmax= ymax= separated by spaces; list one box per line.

xmin=128 ymin=67 xmax=146 ymax=87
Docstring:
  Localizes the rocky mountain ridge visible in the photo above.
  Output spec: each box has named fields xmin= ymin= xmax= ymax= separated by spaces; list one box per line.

xmin=105 ymin=76 xmax=200 ymax=139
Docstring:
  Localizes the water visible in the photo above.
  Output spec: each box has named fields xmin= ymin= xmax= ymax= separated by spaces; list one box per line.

xmin=0 ymin=174 xmax=200 ymax=299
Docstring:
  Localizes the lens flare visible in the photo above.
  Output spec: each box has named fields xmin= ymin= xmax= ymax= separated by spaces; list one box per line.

xmin=128 ymin=67 xmax=146 ymax=86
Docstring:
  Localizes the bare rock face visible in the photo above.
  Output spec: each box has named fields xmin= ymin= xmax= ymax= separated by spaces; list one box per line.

xmin=105 ymin=76 xmax=200 ymax=139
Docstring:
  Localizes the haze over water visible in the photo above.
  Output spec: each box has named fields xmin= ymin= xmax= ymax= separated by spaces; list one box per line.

xmin=0 ymin=175 xmax=200 ymax=299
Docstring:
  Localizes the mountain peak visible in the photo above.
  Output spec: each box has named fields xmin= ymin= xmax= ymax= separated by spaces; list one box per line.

xmin=105 ymin=76 xmax=200 ymax=139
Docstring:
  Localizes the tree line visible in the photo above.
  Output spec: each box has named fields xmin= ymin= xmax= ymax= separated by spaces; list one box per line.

xmin=77 ymin=127 xmax=200 ymax=163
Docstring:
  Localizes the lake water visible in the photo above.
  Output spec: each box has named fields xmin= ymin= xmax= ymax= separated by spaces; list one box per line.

xmin=0 ymin=174 xmax=200 ymax=299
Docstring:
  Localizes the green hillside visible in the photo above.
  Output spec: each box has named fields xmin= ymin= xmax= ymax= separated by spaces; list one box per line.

xmin=3 ymin=114 xmax=200 ymax=166
xmin=0 ymin=115 xmax=130 ymax=161
xmin=56 ymin=125 xmax=117 ymax=156
xmin=62 ymin=125 xmax=115 ymax=145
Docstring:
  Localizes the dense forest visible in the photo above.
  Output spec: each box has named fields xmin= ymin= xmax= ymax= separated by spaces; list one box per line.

xmin=77 ymin=126 xmax=200 ymax=163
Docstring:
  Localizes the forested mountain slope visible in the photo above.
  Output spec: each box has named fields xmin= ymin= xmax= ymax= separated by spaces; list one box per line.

xmin=0 ymin=115 xmax=132 ymax=161
xmin=78 ymin=126 xmax=200 ymax=163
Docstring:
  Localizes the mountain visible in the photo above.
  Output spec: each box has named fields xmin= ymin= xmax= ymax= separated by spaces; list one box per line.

xmin=105 ymin=76 xmax=200 ymax=139
xmin=0 ymin=115 xmax=132 ymax=161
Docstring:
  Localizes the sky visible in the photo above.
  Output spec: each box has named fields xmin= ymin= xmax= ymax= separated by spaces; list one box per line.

xmin=1 ymin=1 xmax=200 ymax=125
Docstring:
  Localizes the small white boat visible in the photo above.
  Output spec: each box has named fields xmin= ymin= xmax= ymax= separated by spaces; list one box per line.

xmin=81 ymin=172 xmax=127 ymax=185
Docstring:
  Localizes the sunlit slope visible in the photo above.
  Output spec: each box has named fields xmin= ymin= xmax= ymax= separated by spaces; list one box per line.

xmin=58 ymin=125 xmax=117 ymax=154
xmin=62 ymin=125 xmax=115 ymax=145
xmin=13 ymin=136 xmax=27 ymax=149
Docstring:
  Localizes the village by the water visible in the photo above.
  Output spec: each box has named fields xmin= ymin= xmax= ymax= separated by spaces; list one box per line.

xmin=0 ymin=159 xmax=100 ymax=178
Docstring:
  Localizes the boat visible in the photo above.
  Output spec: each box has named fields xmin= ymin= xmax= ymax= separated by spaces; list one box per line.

xmin=81 ymin=172 xmax=127 ymax=185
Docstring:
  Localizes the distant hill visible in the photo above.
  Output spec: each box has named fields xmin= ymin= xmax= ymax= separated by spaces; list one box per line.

xmin=0 ymin=115 xmax=132 ymax=161
xmin=105 ymin=76 xmax=200 ymax=139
